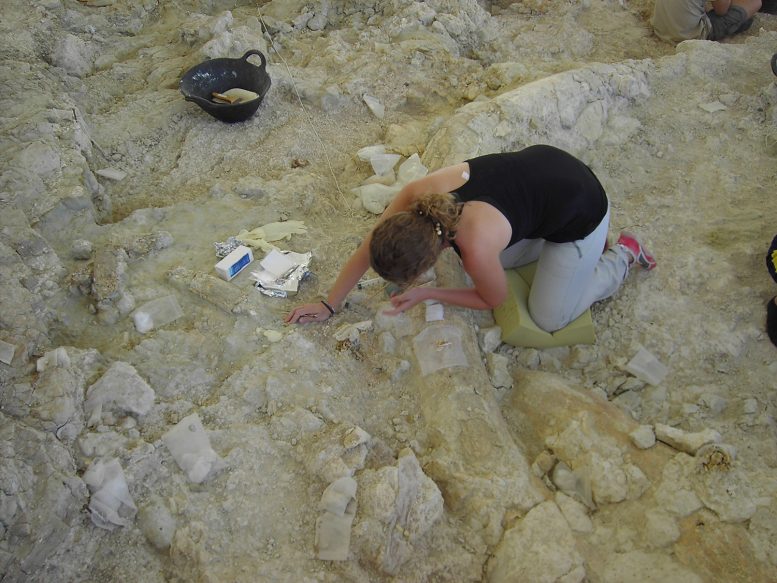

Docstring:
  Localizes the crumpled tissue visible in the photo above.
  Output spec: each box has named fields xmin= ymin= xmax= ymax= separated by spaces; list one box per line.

xmin=250 ymin=248 xmax=312 ymax=298
xmin=83 ymin=457 xmax=137 ymax=530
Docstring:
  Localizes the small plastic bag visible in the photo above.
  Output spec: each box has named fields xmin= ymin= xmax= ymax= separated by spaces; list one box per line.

xmin=132 ymin=295 xmax=183 ymax=334
xmin=412 ymin=324 xmax=468 ymax=376
xmin=162 ymin=413 xmax=225 ymax=483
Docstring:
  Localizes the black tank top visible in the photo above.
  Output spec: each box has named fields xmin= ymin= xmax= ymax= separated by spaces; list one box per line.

xmin=453 ymin=145 xmax=608 ymax=247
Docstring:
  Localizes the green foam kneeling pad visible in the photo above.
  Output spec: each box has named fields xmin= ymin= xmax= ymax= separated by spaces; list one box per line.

xmin=493 ymin=263 xmax=595 ymax=348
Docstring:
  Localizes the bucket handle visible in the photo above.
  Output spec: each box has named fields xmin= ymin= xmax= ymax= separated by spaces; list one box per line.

xmin=184 ymin=94 xmax=212 ymax=105
xmin=241 ymin=50 xmax=267 ymax=70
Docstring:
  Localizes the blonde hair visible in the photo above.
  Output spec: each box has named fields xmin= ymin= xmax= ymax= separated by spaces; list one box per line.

xmin=369 ymin=193 xmax=462 ymax=286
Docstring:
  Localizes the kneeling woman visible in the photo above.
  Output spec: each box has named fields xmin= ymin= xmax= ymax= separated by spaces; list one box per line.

xmin=286 ymin=144 xmax=655 ymax=329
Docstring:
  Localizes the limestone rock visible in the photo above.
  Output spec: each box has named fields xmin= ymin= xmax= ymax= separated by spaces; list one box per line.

xmin=296 ymin=423 xmax=371 ymax=483
xmin=643 ymin=509 xmax=680 ymax=548
xmin=478 ymin=325 xmax=503 ymax=353
xmin=138 ymin=496 xmax=177 ymax=550
xmin=629 ymin=425 xmax=656 ymax=449
xmin=487 ymin=500 xmax=585 ymax=583
xmin=486 ymin=352 xmax=512 ymax=390
xmin=555 ymin=492 xmax=593 ymax=534
xmin=123 ymin=231 xmax=174 ymax=260
xmin=599 ymin=550 xmax=702 ymax=583
xmin=51 ymin=33 xmax=95 ymax=77
xmin=353 ymin=449 xmax=443 ymax=575
xmin=85 ymin=361 xmax=156 ymax=423
xmin=0 ymin=415 xmax=86 ymax=576
xmin=653 ymin=454 xmax=704 ymax=517
xmin=654 ymin=424 xmax=721 ymax=455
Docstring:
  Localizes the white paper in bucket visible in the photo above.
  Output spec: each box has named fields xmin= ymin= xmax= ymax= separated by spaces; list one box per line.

xmin=413 ymin=324 xmax=467 ymax=376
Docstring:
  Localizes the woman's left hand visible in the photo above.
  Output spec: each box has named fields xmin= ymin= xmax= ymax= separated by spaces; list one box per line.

xmin=383 ymin=287 xmax=428 ymax=315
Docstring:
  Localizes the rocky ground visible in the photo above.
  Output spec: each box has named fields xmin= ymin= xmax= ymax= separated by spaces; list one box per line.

xmin=1 ymin=1 xmax=777 ymax=582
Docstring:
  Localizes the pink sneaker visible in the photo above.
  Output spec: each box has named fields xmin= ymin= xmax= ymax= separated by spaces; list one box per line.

xmin=617 ymin=232 xmax=656 ymax=270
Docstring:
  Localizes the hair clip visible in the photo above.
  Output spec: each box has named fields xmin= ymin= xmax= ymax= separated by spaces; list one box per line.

xmin=433 ymin=222 xmax=442 ymax=237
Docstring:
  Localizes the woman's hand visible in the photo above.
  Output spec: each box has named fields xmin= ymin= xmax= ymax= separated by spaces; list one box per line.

xmin=285 ymin=302 xmax=332 ymax=324
xmin=383 ymin=287 xmax=428 ymax=315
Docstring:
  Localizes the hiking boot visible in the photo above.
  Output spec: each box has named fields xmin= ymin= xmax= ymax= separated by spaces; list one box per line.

xmin=617 ymin=232 xmax=656 ymax=270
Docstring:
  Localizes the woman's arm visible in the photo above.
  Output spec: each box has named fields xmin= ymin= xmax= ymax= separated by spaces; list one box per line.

xmin=285 ymin=162 xmax=471 ymax=323
xmin=383 ymin=284 xmax=504 ymax=315
xmin=383 ymin=247 xmax=509 ymax=314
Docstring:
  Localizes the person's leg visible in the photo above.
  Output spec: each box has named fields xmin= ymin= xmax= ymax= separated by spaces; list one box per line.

xmin=527 ymin=206 xmax=631 ymax=332
xmin=707 ymin=1 xmax=761 ymax=40
xmin=734 ymin=0 xmax=763 ymax=17
xmin=499 ymin=238 xmax=545 ymax=269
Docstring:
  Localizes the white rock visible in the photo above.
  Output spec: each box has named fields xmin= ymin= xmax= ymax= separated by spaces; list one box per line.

xmin=342 ymin=426 xmax=371 ymax=449
xmin=356 ymin=144 xmax=386 ymax=161
xmin=486 ymin=352 xmax=512 ymax=390
xmin=478 ymin=325 xmax=502 ymax=353
xmin=396 ymin=153 xmax=428 ymax=183
xmin=487 ymin=501 xmax=585 ymax=583
xmin=699 ymin=100 xmax=727 ymax=113
xmin=655 ymin=423 xmax=720 ymax=455
xmin=624 ymin=463 xmax=651 ymax=501
xmin=629 ymin=425 xmax=656 ymax=449
xmin=694 ymin=459 xmax=757 ymax=523
xmin=36 ymin=347 xmax=70 ymax=372
xmin=71 ymin=239 xmax=94 ymax=259
xmin=138 ymin=497 xmax=176 ymax=550
xmin=0 ymin=339 xmax=16 ymax=365
xmin=51 ymin=33 xmax=94 ymax=77
xmin=354 ymin=449 xmax=443 ymax=574
xmin=85 ymin=361 xmax=156 ymax=419
xmin=96 ymin=168 xmax=127 ymax=181
xmin=585 ymin=451 xmax=628 ymax=504
xmin=551 ymin=462 xmax=594 ymax=509
xmin=602 ymin=550 xmax=703 ymax=582
xmin=555 ymin=492 xmax=593 ymax=533
xmin=16 ymin=141 xmax=60 ymax=176
xmin=369 ymin=153 xmax=401 ymax=176
xmin=699 ymin=393 xmax=727 ymax=415
xmin=379 ymin=331 xmax=397 ymax=354
xmin=355 ymin=182 xmax=401 ymax=214
xmin=625 ymin=346 xmax=668 ymax=386
xmin=262 ymin=329 xmax=283 ymax=343
xmin=644 ymin=509 xmax=680 ymax=548
xmin=363 ymin=94 xmax=385 ymax=118
xmin=654 ymin=454 xmax=704 ymax=517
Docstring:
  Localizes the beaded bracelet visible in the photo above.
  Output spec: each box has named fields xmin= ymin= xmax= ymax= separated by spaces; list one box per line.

xmin=320 ymin=299 xmax=336 ymax=316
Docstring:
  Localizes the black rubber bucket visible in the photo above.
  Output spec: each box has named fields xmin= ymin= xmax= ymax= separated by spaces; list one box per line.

xmin=179 ymin=50 xmax=271 ymax=123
